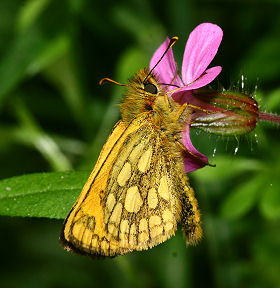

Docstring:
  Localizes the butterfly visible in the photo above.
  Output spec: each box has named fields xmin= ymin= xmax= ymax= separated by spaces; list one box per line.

xmin=60 ymin=38 xmax=203 ymax=257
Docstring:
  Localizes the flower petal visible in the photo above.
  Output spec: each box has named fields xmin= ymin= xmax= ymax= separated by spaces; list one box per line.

xmin=181 ymin=23 xmax=223 ymax=85
xmin=182 ymin=124 xmax=209 ymax=172
xmin=172 ymin=90 xmax=193 ymax=105
xmin=171 ymin=66 xmax=222 ymax=99
xmin=150 ymin=37 xmax=183 ymax=90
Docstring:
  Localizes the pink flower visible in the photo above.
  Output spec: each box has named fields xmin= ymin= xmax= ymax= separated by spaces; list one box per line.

xmin=150 ymin=23 xmax=223 ymax=172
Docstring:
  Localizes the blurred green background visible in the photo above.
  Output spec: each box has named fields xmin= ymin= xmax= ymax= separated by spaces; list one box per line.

xmin=0 ymin=0 xmax=280 ymax=287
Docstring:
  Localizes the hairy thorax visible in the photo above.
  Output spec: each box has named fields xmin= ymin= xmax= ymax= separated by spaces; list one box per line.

xmin=120 ymin=69 xmax=192 ymax=138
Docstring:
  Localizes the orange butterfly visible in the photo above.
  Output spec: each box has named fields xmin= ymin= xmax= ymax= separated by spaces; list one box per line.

xmin=61 ymin=38 xmax=202 ymax=257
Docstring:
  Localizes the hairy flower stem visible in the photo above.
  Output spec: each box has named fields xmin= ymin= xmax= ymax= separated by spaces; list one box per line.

xmin=258 ymin=112 xmax=280 ymax=124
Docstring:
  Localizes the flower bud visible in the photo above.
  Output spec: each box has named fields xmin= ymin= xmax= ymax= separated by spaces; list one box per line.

xmin=191 ymin=90 xmax=259 ymax=135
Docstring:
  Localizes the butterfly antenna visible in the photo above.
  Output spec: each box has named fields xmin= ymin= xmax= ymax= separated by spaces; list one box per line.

xmin=144 ymin=36 xmax=179 ymax=83
xmin=99 ymin=78 xmax=128 ymax=86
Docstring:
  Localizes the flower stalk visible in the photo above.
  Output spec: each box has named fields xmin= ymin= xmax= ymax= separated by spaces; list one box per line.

xmin=258 ymin=112 xmax=280 ymax=124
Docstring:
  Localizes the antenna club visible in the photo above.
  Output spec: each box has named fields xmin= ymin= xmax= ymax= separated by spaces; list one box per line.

xmin=99 ymin=78 xmax=128 ymax=87
xmin=145 ymin=36 xmax=179 ymax=83
xmin=99 ymin=78 xmax=107 ymax=85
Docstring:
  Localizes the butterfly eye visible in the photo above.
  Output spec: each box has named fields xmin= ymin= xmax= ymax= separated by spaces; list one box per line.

xmin=144 ymin=83 xmax=158 ymax=94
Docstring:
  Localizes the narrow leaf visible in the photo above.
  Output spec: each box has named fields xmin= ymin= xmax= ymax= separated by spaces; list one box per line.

xmin=0 ymin=27 xmax=48 ymax=108
xmin=259 ymin=178 xmax=280 ymax=219
xmin=17 ymin=0 xmax=51 ymax=32
xmin=220 ymin=177 xmax=262 ymax=219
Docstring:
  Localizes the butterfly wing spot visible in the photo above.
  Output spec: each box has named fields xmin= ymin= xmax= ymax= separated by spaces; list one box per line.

xmin=124 ymin=186 xmax=143 ymax=213
xmin=138 ymin=231 xmax=149 ymax=242
xmin=150 ymin=226 xmax=164 ymax=238
xmin=137 ymin=147 xmax=153 ymax=173
xmin=117 ymin=162 xmax=132 ymax=186
xmin=100 ymin=239 xmax=110 ymax=251
xmin=149 ymin=215 xmax=164 ymax=238
xmin=91 ymin=235 xmax=100 ymax=249
xmin=106 ymin=194 xmax=116 ymax=213
xmin=138 ymin=218 xmax=149 ymax=243
xmin=139 ymin=218 xmax=148 ymax=231
xmin=108 ymin=224 xmax=118 ymax=237
xmin=164 ymin=222 xmax=174 ymax=232
xmin=149 ymin=215 xmax=161 ymax=227
xmin=120 ymin=219 xmax=129 ymax=240
xmin=162 ymin=209 xmax=174 ymax=232
xmin=108 ymin=203 xmax=123 ymax=237
xmin=147 ymin=188 xmax=158 ymax=209
xmin=129 ymin=223 xmax=137 ymax=244
xmin=110 ymin=202 xmax=123 ymax=223
xmin=158 ymin=176 xmax=169 ymax=200
xmin=129 ymin=140 xmax=148 ymax=162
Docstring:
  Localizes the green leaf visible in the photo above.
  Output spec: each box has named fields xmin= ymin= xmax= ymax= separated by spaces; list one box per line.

xmin=0 ymin=171 xmax=90 ymax=219
xmin=259 ymin=178 xmax=280 ymax=219
xmin=265 ymin=87 xmax=280 ymax=111
xmin=220 ymin=177 xmax=262 ymax=219
xmin=26 ymin=34 xmax=70 ymax=76
xmin=237 ymin=34 xmax=280 ymax=82
xmin=192 ymin=156 xmax=263 ymax=182
xmin=16 ymin=0 xmax=51 ymax=32
xmin=14 ymin=100 xmax=73 ymax=171
xmin=0 ymin=26 xmax=49 ymax=108
xmin=42 ymin=47 xmax=86 ymax=128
